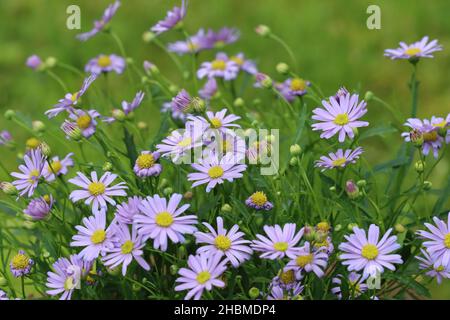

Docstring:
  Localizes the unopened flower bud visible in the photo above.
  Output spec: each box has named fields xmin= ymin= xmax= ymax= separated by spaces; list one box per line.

xmin=290 ymin=144 xmax=302 ymax=156
xmin=142 ymin=31 xmax=156 ymax=43
xmin=159 ymin=178 xmax=169 ymax=188
xmin=345 ymin=180 xmax=360 ymax=199
xmin=356 ymin=179 xmax=367 ymax=188
xmin=61 ymin=121 xmax=82 ymax=141
xmin=276 ymin=62 xmax=289 ymax=74
xmin=314 ymin=230 xmax=327 ymax=243
xmin=170 ymin=265 xmax=179 ymax=275
xmin=329 ymin=186 xmax=336 ymax=192
xmin=423 ymin=181 xmax=432 ymax=191
xmin=132 ymin=283 xmax=141 ymax=292
xmin=248 ymin=287 xmax=260 ymax=299
xmin=0 ymin=277 xmax=7 ymax=286
xmin=183 ymin=191 xmax=193 ymax=200
xmin=347 ymin=223 xmax=358 ymax=232
xmin=394 ymin=223 xmax=406 ymax=233
xmin=102 ymin=162 xmax=113 ymax=171
xmin=409 ymin=129 xmax=424 ymax=147
xmin=221 ymin=204 xmax=232 ymax=213
xmin=32 ymin=121 xmax=46 ymax=133
xmin=255 ymin=24 xmax=271 ymax=37
xmin=364 ymin=91 xmax=374 ymax=102
xmin=334 ymin=224 xmax=342 ymax=232
xmin=4 ymin=109 xmax=16 ymax=120
xmin=137 ymin=121 xmax=148 ymax=130
xmin=289 ymin=157 xmax=298 ymax=166
xmin=252 ymin=98 xmax=262 ymax=107
xmin=233 ymin=97 xmax=245 ymax=108
xmin=163 ymin=187 xmax=173 ymax=196
xmin=303 ymin=226 xmax=316 ymax=241
xmin=143 ymin=60 xmax=159 ymax=75
xmin=38 ymin=142 xmax=51 ymax=156
xmin=189 ymin=97 xmax=206 ymax=113
xmin=126 ymin=57 xmax=134 ymax=65
xmin=112 ymin=109 xmax=125 ymax=121
xmin=415 ymin=160 xmax=425 ymax=173
xmin=45 ymin=56 xmax=57 ymax=68
xmin=1 ymin=182 xmax=17 ymax=195
xmin=169 ymin=84 xmax=179 ymax=94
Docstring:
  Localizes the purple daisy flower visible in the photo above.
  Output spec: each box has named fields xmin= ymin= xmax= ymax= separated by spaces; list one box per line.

xmin=46 ymin=254 xmax=93 ymax=300
xmin=71 ymin=209 xmax=117 ymax=261
xmin=315 ymin=147 xmax=364 ymax=171
xmin=134 ymin=193 xmax=198 ymax=251
xmin=156 ymin=128 xmax=203 ymax=163
xmin=254 ymin=72 xmax=272 ymax=89
xmin=175 ymin=252 xmax=227 ymax=300
xmin=286 ymin=241 xmax=328 ymax=278
xmin=161 ymin=101 xmax=188 ymax=122
xmin=187 ymin=152 xmax=247 ymax=192
xmin=133 ymin=151 xmax=162 ymax=178
xmin=313 ymin=236 xmax=334 ymax=254
xmin=245 ymin=191 xmax=274 ymax=211
xmin=204 ymin=27 xmax=240 ymax=48
xmin=312 ymin=93 xmax=369 ymax=142
xmin=252 ymin=224 xmax=304 ymax=260
xmin=271 ymin=268 xmax=303 ymax=291
xmin=43 ymin=153 xmax=74 ymax=182
xmin=76 ymin=1 xmax=121 ymax=41
xmin=68 ymin=171 xmax=128 ymax=214
xmin=267 ymin=282 xmax=304 ymax=300
xmin=102 ymin=223 xmax=150 ymax=276
xmin=11 ymin=149 xmax=45 ymax=197
xmin=151 ymin=0 xmax=187 ymax=35
xmin=416 ymin=248 xmax=450 ymax=284
xmin=45 ymin=74 xmax=97 ymax=118
xmin=24 ymin=195 xmax=53 ymax=220
xmin=401 ymin=118 xmax=445 ymax=158
xmin=114 ymin=196 xmax=143 ymax=225
xmin=202 ymin=132 xmax=246 ymax=162
xmin=197 ymin=53 xmax=239 ymax=80
xmin=229 ymin=53 xmax=257 ymax=74
xmin=339 ymin=224 xmax=403 ymax=277
xmin=0 ymin=130 xmax=13 ymax=146
xmin=431 ymin=114 xmax=450 ymax=144
xmin=274 ymin=82 xmax=296 ymax=102
xmin=331 ymin=272 xmax=368 ymax=299
xmin=188 ymin=108 xmax=241 ymax=134
xmin=85 ymin=54 xmax=126 ymax=75
xmin=122 ymin=91 xmax=145 ymax=115
xmin=333 ymin=86 xmax=350 ymax=103
xmin=168 ymin=29 xmax=209 ymax=55
xmin=10 ymin=250 xmax=33 ymax=277
xmin=283 ymin=77 xmax=311 ymax=97
xmin=26 ymin=54 xmax=43 ymax=70
xmin=384 ymin=36 xmax=442 ymax=60
xmin=416 ymin=213 xmax=450 ymax=268
xmin=198 ymin=78 xmax=218 ymax=101
xmin=194 ymin=217 xmax=253 ymax=267
xmin=68 ymin=109 xmax=100 ymax=138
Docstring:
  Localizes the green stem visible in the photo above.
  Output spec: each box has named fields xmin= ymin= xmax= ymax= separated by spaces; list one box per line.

xmin=46 ymin=70 xmax=68 ymax=92
xmin=409 ymin=63 xmax=419 ymax=117
xmin=268 ymin=33 xmax=298 ymax=71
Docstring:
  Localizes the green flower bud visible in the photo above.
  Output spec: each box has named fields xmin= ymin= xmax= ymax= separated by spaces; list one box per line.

xmin=112 ymin=109 xmax=126 ymax=122
xmin=163 ymin=187 xmax=173 ymax=196
xmin=289 ymin=144 xmax=302 ymax=156
xmin=221 ymin=204 xmax=232 ymax=213
xmin=141 ymin=76 xmax=149 ymax=84
xmin=347 ymin=223 xmax=358 ymax=232
xmin=1 ymin=182 xmax=17 ymax=196
xmin=102 ymin=162 xmax=113 ymax=171
xmin=4 ymin=109 xmax=16 ymax=120
xmin=394 ymin=223 xmax=406 ymax=233
xmin=276 ymin=62 xmax=289 ymax=74
xmin=415 ymin=160 xmax=425 ymax=173
xmin=169 ymin=84 xmax=179 ymax=94
xmin=255 ymin=24 xmax=271 ymax=37
xmin=45 ymin=56 xmax=57 ymax=68
xmin=423 ymin=181 xmax=432 ymax=191
xmin=248 ymin=287 xmax=260 ymax=299
xmin=126 ymin=57 xmax=134 ymax=65
xmin=0 ymin=277 xmax=7 ymax=286
xmin=170 ymin=265 xmax=179 ymax=275
xmin=189 ymin=97 xmax=206 ymax=113
xmin=334 ymin=224 xmax=342 ymax=232
xmin=142 ymin=31 xmax=156 ymax=43
xmin=303 ymin=226 xmax=316 ymax=241
xmin=32 ymin=120 xmax=46 ymax=133
xmin=356 ymin=179 xmax=367 ymax=188
xmin=38 ymin=142 xmax=51 ymax=156
xmin=345 ymin=180 xmax=360 ymax=200
xmin=233 ymin=97 xmax=245 ymax=108
xmin=329 ymin=186 xmax=336 ymax=192
xmin=314 ymin=230 xmax=327 ymax=243
xmin=132 ymin=283 xmax=142 ymax=292
xmin=261 ymin=77 xmax=273 ymax=89
xmin=137 ymin=121 xmax=148 ymax=130
xmin=364 ymin=91 xmax=374 ymax=102
xmin=159 ymin=178 xmax=169 ymax=188
xmin=289 ymin=157 xmax=298 ymax=166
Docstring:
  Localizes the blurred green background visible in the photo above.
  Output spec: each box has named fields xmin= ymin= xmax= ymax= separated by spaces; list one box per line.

xmin=0 ymin=0 xmax=449 ymax=298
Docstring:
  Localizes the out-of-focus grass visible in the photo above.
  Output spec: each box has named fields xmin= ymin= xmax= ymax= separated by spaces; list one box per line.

xmin=0 ymin=0 xmax=449 ymax=298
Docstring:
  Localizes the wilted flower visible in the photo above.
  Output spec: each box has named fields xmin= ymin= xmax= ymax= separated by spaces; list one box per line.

xmin=76 ymin=1 xmax=121 ymax=41
xmin=384 ymin=36 xmax=442 ymax=61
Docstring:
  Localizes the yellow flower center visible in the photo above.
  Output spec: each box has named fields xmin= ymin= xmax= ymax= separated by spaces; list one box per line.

xmin=296 ymin=254 xmax=313 ymax=267
xmin=76 ymin=114 xmax=92 ymax=130
xmin=136 ymin=154 xmax=155 ymax=169
xmin=436 ymin=265 xmax=445 ymax=272
xmin=444 ymin=233 xmax=450 ymax=249
xmin=361 ymin=244 xmax=379 ymax=260
xmin=350 ymin=280 xmax=362 ymax=295
xmin=88 ymin=182 xmax=106 ymax=196
xmin=230 ymin=56 xmax=244 ymax=66
xmin=48 ymin=160 xmax=62 ymax=174
xmin=97 ymin=55 xmax=112 ymax=67
xmin=280 ymin=269 xmax=295 ymax=285
xmin=290 ymin=78 xmax=306 ymax=91
xmin=28 ymin=169 xmax=40 ymax=183
xmin=71 ymin=92 xmax=79 ymax=102
xmin=187 ymin=42 xmax=198 ymax=52
xmin=177 ymin=137 xmax=192 ymax=148
xmin=423 ymin=131 xmax=438 ymax=142
xmin=434 ymin=120 xmax=447 ymax=128
xmin=316 ymin=222 xmax=330 ymax=232
xmin=211 ymin=59 xmax=226 ymax=71
xmin=210 ymin=117 xmax=222 ymax=129
xmin=64 ymin=276 xmax=76 ymax=290
xmin=26 ymin=137 xmax=41 ymax=149
xmin=405 ymin=47 xmax=421 ymax=56
xmin=334 ymin=113 xmax=350 ymax=126
xmin=214 ymin=235 xmax=232 ymax=251
xmin=11 ymin=254 xmax=30 ymax=270
xmin=208 ymin=166 xmax=224 ymax=179
xmin=250 ymin=191 xmax=268 ymax=206
xmin=155 ymin=211 xmax=174 ymax=227
xmin=90 ymin=229 xmax=106 ymax=244
xmin=43 ymin=194 xmax=51 ymax=204
xmin=121 ymin=240 xmax=134 ymax=254
xmin=273 ymin=241 xmax=288 ymax=252
xmin=196 ymin=271 xmax=211 ymax=284
xmin=331 ymin=157 xmax=347 ymax=167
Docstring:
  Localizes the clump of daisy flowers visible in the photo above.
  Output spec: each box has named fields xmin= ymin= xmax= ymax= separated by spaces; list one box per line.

xmin=1 ymin=0 xmax=449 ymax=302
